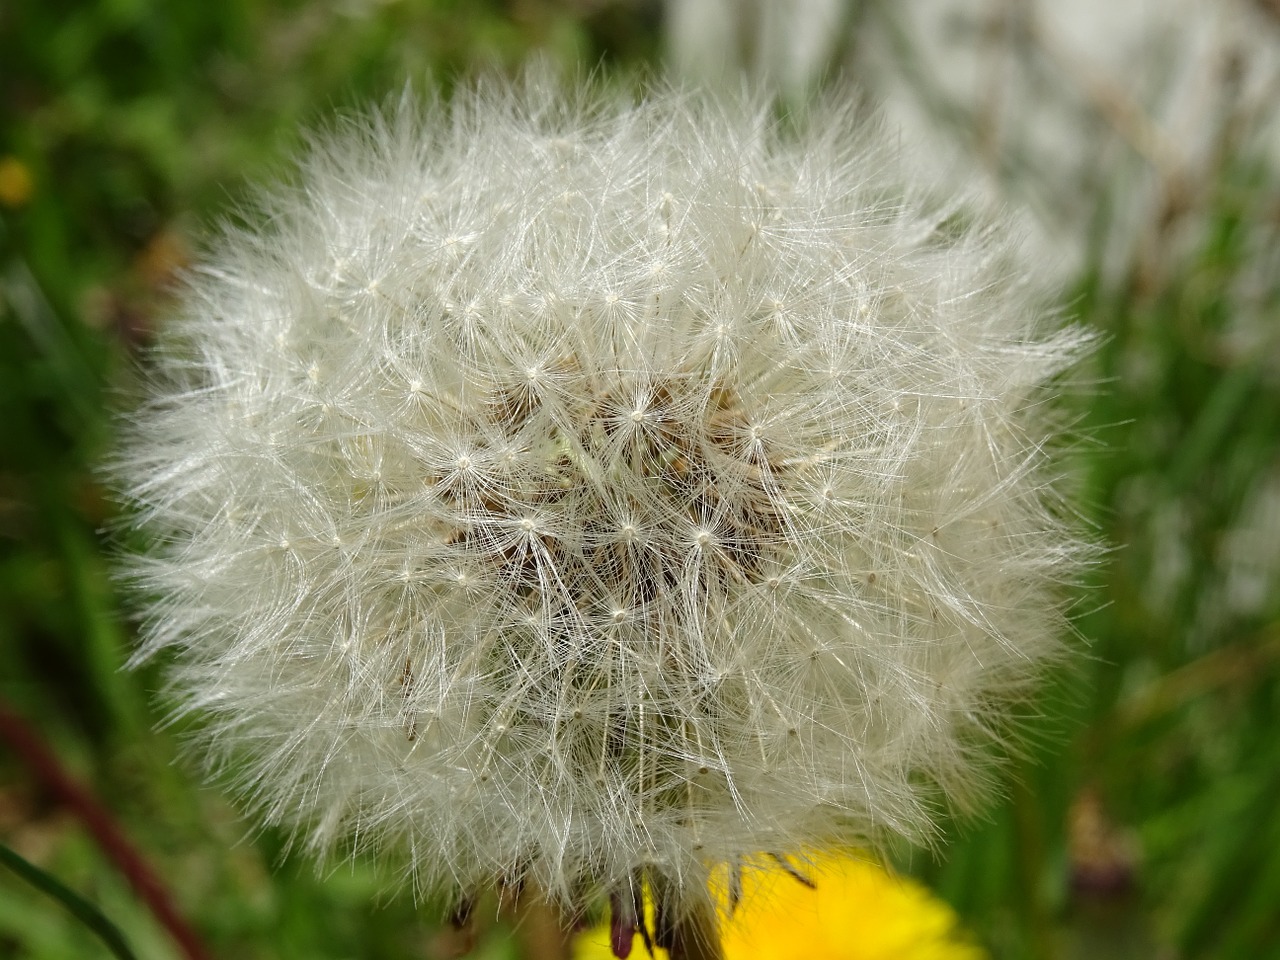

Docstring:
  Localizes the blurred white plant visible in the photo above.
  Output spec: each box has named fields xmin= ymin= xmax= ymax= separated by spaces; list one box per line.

xmin=114 ymin=75 xmax=1090 ymax=947
xmin=855 ymin=0 xmax=1280 ymax=279
xmin=666 ymin=0 xmax=848 ymax=101
xmin=667 ymin=0 xmax=1280 ymax=281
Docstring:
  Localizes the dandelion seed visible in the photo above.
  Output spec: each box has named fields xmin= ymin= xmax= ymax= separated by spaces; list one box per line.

xmin=112 ymin=73 xmax=1090 ymax=949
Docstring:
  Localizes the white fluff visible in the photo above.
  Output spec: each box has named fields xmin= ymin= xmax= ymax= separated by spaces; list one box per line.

xmin=114 ymin=76 xmax=1091 ymax=916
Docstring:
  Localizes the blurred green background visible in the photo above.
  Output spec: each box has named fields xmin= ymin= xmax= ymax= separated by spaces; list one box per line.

xmin=2 ymin=1 xmax=1279 ymax=958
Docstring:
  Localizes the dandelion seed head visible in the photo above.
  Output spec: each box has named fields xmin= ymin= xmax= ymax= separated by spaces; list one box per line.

xmin=113 ymin=75 xmax=1091 ymax=918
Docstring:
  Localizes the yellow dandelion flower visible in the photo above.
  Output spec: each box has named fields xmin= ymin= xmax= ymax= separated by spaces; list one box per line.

xmin=574 ymin=853 xmax=987 ymax=960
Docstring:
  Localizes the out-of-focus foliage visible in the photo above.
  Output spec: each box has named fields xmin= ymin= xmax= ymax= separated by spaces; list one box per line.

xmin=3 ymin=1 xmax=1279 ymax=959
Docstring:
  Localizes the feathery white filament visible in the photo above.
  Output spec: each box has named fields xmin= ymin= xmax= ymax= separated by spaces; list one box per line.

xmin=115 ymin=77 xmax=1090 ymax=914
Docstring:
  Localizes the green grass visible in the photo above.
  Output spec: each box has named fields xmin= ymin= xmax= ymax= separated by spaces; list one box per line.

xmin=2 ymin=3 xmax=1278 ymax=958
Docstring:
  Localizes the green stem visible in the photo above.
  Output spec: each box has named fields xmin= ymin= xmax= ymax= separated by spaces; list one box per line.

xmin=0 ymin=842 xmax=139 ymax=960
xmin=0 ymin=701 xmax=212 ymax=960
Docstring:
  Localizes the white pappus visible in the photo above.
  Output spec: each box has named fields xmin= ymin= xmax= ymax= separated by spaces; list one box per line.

xmin=113 ymin=74 xmax=1092 ymax=942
